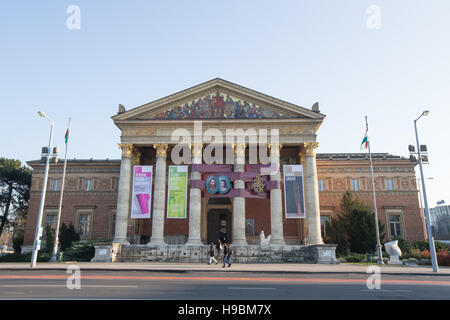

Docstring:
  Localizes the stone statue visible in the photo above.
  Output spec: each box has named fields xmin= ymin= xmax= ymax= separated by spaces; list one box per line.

xmin=260 ymin=230 xmax=271 ymax=246
xmin=311 ymin=102 xmax=320 ymax=113
xmin=118 ymin=104 xmax=126 ymax=114
xmin=384 ymin=240 xmax=402 ymax=264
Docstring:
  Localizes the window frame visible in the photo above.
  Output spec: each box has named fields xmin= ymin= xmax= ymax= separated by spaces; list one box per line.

xmin=318 ymin=179 xmax=326 ymax=191
xmin=84 ymin=178 xmax=93 ymax=191
xmin=51 ymin=179 xmax=61 ymax=191
xmin=77 ymin=209 xmax=93 ymax=239
xmin=320 ymin=214 xmax=331 ymax=239
xmin=351 ymin=179 xmax=360 ymax=191
xmin=386 ymin=178 xmax=394 ymax=191
xmin=386 ymin=209 xmax=406 ymax=239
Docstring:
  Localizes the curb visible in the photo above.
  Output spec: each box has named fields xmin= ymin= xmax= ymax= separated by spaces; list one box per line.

xmin=0 ymin=267 xmax=449 ymax=277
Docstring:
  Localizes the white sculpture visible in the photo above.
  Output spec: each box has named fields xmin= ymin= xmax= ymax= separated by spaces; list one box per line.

xmin=260 ymin=230 xmax=271 ymax=246
xmin=384 ymin=240 xmax=402 ymax=264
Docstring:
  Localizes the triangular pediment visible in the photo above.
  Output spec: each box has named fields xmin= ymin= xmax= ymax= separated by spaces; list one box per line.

xmin=112 ymin=78 xmax=325 ymax=121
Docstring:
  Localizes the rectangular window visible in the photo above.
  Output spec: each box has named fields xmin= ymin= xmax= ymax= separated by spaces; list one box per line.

xmin=352 ymin=179 xmax=360 ymax=191
xmin=45 ymin=213 xmax=57 ymax=234
xmin=386 ymin=178 xmax=394 ymax=190
xmin=320 ymin=216 xmax=330 ymax=239
xmin=318 ymin=179 xmax=326 ymax=191
xmin=84 ymin=178 xmax=93 ymax=191
xmin=389 ymin=215 xmax=402 ymax=237
xmin=78 ymin=213 xmax=92 ymax=238
xmin=52 ymin=179 xmax=61 ymax=191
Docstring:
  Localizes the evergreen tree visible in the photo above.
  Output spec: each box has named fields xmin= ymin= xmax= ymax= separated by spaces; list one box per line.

xmin=324 ymin=191 xmax=385 ymax=255
xmin=44 ymin=224 xmax=54 ymax=253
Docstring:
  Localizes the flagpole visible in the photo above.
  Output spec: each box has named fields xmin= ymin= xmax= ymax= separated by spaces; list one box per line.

xmin=50 ymin=117 xmax=71 ymax=262
xmin=366 ymin=115 xmax=384 ymax=265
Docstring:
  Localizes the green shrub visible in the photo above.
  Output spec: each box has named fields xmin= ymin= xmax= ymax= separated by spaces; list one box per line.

xmin=62 ymin=241 xmax=95 ymax=262
xmin=0 ymin=251 xmax=51 ymax=263
xmin=12 ymin=230 xmax=24 ymax=253
xmin=341 ymin=252 xmax=366 ymax=262
xmin=59 ymin=222 xmax=80 ymax=251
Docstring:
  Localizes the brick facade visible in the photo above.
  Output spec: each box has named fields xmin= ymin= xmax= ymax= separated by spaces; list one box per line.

xmin=23 ymin=153 xmax=426 ymax=247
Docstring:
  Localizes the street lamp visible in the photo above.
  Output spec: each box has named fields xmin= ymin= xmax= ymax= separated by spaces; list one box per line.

xmin=414 ymin=110 xmax=439 ymax=272
xmin=30 ymin=111 xmax=55 ymax=268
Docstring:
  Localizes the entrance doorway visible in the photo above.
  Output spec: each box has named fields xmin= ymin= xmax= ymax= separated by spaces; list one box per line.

xmin=207 ymin=209 xmax=232 ymax=244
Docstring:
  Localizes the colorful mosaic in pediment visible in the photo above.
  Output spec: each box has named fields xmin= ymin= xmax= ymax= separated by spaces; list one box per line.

xmin=150 ymin=92 xmax=290 ymax=119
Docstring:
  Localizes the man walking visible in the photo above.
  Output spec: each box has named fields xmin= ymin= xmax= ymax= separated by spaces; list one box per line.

xmin=222 ymin=242 xmax=229 ymax=268
xmin=226 ymin=243 xmax=232 ymax=267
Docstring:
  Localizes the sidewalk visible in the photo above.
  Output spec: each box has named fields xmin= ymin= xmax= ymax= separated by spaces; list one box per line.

xmin=0 ymin=262 xmax=449 ymax=276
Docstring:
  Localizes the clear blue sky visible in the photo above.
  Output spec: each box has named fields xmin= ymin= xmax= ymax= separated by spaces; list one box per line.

xmin=1 ymin=1 xmax=449 ymax=206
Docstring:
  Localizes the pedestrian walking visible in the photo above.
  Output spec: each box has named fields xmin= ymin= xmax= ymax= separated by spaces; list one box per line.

xmin=208 ymin=243 xmax=218 ymax=265
xmin=222 ymin=242 xmax=229 ymax=268
xmin=216 ymin=239 xmax=223 ymax=258
xmin=226 ymin=243 xmax=232 ymax=267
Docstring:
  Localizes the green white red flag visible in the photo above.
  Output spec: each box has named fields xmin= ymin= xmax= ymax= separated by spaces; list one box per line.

xmin=65 ymin=128 xmax=69 ymax=144
xmin=360 ymin=127 xmax=369 ymax=150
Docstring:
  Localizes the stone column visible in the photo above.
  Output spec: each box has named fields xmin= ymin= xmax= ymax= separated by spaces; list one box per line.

xmin=268 ymin=143 xmax=286 ymax=245
xmin=113 ymin=144 xmax=134 ymax=244
xmin=232 ymin=143 xmax=247 ymax=245
xmin=302 ymin=142 xmax=323 ymax=245
xmin=148 ymin=143 xmax=168 ymax=246
xmin=186 ymin=143 xmax=203 ymax=246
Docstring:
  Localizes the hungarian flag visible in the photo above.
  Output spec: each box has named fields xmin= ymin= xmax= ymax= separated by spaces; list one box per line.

xmin=65 ymin=128 xmax=69 ymax=144
xmin=360 ymin=127 xmax=369 ymax=150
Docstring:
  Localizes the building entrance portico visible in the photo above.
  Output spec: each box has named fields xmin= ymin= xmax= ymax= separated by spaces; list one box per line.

xmin=106 ymin=78 xmax=338 ymax=264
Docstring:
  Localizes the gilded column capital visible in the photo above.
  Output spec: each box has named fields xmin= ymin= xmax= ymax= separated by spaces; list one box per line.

xmin=118 ymin=144 xmax=134 ymax=158
xmin=268 ymin=143 xmax=283 ymax=156
xmin=153 ymin=143 xmax=168 ymax=158
xmin=131 ymin=151 xmax=141 ymax=165
xmin=233 ymin=142 xmax=247 ymax=157
xmin=303 ymin=142 xmax=319 ymax=157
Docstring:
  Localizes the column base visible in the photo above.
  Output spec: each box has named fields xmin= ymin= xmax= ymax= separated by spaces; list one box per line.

xmin=308 ymin=238 xmax=324 ymax=245
xmin=270 ymin=238 xmax=286 ymax=246
xmin=185 ymin=239 xmax=203 ymax=246
xmin=231 ymin=240 xmax=248 ymax=246
xmin=147 ymin=241 xmax=166 ymax=248
xmin=112 ymin=240 xmax=130 ymax=245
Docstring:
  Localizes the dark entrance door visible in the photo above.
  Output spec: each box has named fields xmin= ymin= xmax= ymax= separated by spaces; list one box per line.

xmin=207 ymin=209 xmax=232 ymax=244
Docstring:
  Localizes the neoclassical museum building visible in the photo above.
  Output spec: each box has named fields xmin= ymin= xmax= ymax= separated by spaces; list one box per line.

xmin=22 ymin=79 xmax=426 ymax=263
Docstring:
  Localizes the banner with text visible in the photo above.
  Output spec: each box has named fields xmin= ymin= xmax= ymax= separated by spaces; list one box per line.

xmin=283 ymin=165 xmax=306 ymax=219
xmin=167 ymin=165 xmax=188 ymax=219
xmin=131 ymin=166 xmax=153 ymax=219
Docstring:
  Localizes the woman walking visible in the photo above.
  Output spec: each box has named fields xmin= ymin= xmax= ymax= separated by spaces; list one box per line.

xmin=208 ymin=243 xmax=218 ymax=265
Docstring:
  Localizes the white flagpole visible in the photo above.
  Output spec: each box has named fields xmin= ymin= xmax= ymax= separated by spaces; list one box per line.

xmin=366 ymin=115 xmax=384 ymax=264
xmin=50 ymin=117 xmax=71 ymax=262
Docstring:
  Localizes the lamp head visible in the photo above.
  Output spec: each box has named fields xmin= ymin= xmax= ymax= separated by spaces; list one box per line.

xmin=422 ymin=110 xmax=429 ymax=116
xmin=38 ymin=111 xmax=46 ymax=118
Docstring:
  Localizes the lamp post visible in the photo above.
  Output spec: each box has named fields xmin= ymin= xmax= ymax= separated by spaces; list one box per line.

xmin=31 ymin=111 xmax=55 ymax=268
xmin=414 ymin=110 xmax=439 ymax=272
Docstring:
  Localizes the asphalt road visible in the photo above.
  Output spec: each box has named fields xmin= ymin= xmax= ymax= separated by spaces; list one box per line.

xmin=0 ymin=269 xmax=449 ymax=300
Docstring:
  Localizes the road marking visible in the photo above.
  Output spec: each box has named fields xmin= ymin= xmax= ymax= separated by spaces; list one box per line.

xmin=0 ymin=275 xmax=449 ymax=286
xmin=360 ymin=289 xmax=412 ymax=293
xmin=227 ymin=287 xmax=277 ymax=290
xmin=0 ymin=285 xmax=138 ymax=288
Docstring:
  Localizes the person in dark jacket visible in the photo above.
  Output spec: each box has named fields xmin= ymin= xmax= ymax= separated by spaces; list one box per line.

xmin=216 ymin=239 xmax=223 ymax=258
xmin=222 ymin=242 xmax=229 ymax=268
xmin=226 ymin=243 xmax=232 ymax=267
